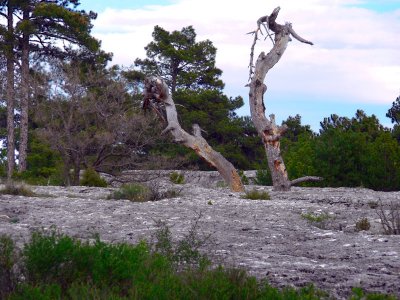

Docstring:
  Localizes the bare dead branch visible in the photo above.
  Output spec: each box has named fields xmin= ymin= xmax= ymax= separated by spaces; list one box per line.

xmin=291 ymin=176 xmax=323 ymax=186
xmin=143 ymin=76 xmax=244 ymax=192
xmin=248 ymin=7 xmax=317 ymax=191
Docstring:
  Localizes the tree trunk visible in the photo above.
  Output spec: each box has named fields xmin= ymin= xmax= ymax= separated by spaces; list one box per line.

xmin=6 ymin=3 xmax=15 ymax=180
xmin=248 ymin=7 xmax=321 ymax=191
xmin=143 ymin=76 xmax=244 ymax=192
xmin=18 ymin=8 xmax=30 ymax=172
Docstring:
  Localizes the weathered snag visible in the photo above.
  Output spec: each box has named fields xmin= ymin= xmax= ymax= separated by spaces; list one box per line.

xmin=248 ymin=7 xmax=322 ymax=191
xmin=144 ymin=76 xmax=244 ymax=192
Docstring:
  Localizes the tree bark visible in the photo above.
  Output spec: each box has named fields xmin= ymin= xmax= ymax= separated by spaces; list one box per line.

xmin=143 ymin=76 xmax=244 ymax=192
xmin=248 ymin=7 xmax=321 ymax=191
xmin=6 ymin=3 xmax=15 ymax=180
xmin=18 ymin=8 xmax=30 ymax=172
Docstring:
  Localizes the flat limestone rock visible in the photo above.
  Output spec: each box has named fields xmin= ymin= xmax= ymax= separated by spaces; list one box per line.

xmin=0 ymin=179 xmax=399 ymax=299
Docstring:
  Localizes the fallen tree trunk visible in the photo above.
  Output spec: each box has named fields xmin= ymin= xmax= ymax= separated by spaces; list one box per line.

xmin=143 ymin=76 xmax=244 ymax=192
xmin=248 ymin=7 xmax=322 ymax=191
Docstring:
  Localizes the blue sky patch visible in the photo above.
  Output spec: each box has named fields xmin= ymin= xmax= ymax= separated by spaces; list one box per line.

xmin=350 ymin=1 xmax=400 ymax=13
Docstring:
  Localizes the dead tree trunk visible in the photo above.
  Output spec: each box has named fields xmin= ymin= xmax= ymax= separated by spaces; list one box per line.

xmin=248 ymin=7 xmax=322 ymax=191
xmin=143 ymin=76 xmax=244 ymax=192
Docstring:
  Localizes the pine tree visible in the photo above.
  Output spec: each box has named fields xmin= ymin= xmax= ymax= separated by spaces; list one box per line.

xmin=0 ymin=0 xmax=107 ymax=175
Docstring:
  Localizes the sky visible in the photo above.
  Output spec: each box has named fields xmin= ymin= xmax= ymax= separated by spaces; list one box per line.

xmin=78 ymin=0 xmax=400 ymax=132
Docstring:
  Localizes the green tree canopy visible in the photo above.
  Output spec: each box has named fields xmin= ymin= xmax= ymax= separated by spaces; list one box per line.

xmin=134 ymin=25 xmax=223 ymax=94
xmin=133 ymin=25 xmax=260 ymax=170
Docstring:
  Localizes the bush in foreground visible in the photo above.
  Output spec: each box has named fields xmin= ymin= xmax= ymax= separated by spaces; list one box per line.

xmin=0 ymin=229 xmax=396 ymax=300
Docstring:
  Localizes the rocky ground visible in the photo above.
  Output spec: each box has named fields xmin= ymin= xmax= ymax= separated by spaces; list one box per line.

xmin=0 ymin=171 xmax=399 ymax=299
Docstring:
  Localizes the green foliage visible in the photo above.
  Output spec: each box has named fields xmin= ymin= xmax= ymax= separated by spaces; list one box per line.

xmin=242 ymin=189 xmax=271 ymax=200
xmin=134 ymin=25 xmax=263 ymax=171
xmin=281 ymin=111 xmax=400 ymax=191
xmin=109 ymin=183 xmax=152 ymax=202
xmin=0 ymin=235 xmax=16 ymax=299
xmin=254 ymin=169 xmax=273 ymax=186
xmin=355 ymin=218 xmax=371 ymax=232
xmin=80 ymin=168 xmax=107 ymax=187
xmin=350 ymin=287 xmax=397 ymax=300
xmin=135 ymin=25 xmax=223 ymax=93
xmin=0 ymin=182 xmax=36 ymax=197
xmin=169 ymin=171 xmax=185 ymax=184
xmin=238 ymin=170 xmax=249 ymax=185
xmin=1 ymin=230 xmax=396 ymax=299
xmin=386 ymin=95 xmax=400 ymax=125
xmin=15 ymin=133 xmax=64 ymax=186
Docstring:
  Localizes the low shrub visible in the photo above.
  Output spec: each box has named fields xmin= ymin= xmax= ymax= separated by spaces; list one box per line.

xmin=0 ymin=182 xmax=36 ymax=197
xmin=169 ymin=171 xmax=185 ymax=184
xmin=242 ymin=189 xmax=271 ymax=200
xmin=80 ymin=168 xmax=107 ymax=187
xmin=355 ymin=218 xmax=371 ymax=232
xmin=109 ymin=183 xmax=152 ymax=202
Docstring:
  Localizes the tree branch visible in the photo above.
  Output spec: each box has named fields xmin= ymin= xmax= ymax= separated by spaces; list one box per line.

xmin=143 ymin=76 xmax=244 ymax=192
xmin=291 ymin=176 xmax=323 ymax=186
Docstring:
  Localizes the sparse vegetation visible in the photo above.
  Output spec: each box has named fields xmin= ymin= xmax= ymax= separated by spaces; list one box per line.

xmin=376 ymin=201 xmax=400 ymax=235
xmin=301 ymin=212 xmax=333 ymax=230
xmin=108 ymin=183 xmax=181 ymax=202
xmin=216 ymin=181 xmax=228 ymax=188
xmin=242 ymin=189 xmax=271 ymax=200
xmin=169 ymin=171 xmax=185 ymax=184
xmin=108 ymin=183 xmax=153 ymax=202
xmin=80 ymin=168 xmax=107 ymax=187
xmin=0 ymin=182 xmax=36 ymax=197
xmin=355 ymin=217 xmax=371 ymax=232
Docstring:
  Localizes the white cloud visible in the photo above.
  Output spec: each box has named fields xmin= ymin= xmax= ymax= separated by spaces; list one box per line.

xmin=92 ymin=0 xmax=400 ymax=110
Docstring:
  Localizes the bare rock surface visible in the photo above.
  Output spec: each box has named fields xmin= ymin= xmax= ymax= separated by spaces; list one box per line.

xmin=0 ymin=176 xmax=399 ymax=299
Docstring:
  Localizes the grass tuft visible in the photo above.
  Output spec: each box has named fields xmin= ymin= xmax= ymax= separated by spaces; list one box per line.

xmin=108 ymin=183 xmax=152 ymax=202
xmin=169 ymin=171 xmax=185 ymax=184
xmin=242 ymin=189 xmax=271 ymax=200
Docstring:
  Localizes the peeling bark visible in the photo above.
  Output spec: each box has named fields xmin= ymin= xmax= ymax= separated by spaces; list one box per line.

xmin=143 ymin=76 xmax=244 ymax=192
xmin=248 ymin=7 xmax=321 ymax=191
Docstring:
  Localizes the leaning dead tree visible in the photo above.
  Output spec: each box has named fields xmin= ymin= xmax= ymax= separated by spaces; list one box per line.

xmin=248 ymin=7 xmax=322 ymax=191
xmin=143 ymin=76 xmax=244 ymax=192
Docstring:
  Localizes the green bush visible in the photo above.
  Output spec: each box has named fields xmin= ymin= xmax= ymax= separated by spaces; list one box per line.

xmin=169 ymin=171 xmax=185 ymax=184
xmin=0 ymin=235 xmax=16 ymax=299
xmin=109 ymin=183 xmax=152 ymax=202
xmin=80 ymin=168 xmax=107 ymax=187
xmin=254 ymin=169 xmax=272 ymax=186
xmin=1 ymin=229 xmax=397 ymax=300
xmin=242 ymin=189 xmax=271 ymax=200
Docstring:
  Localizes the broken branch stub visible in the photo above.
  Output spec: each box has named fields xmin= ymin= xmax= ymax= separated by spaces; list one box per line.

xmin=143 ymin=76 xmax=244 ymax=192
xmin=248 ymin=7 xmax=322 ymax=191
